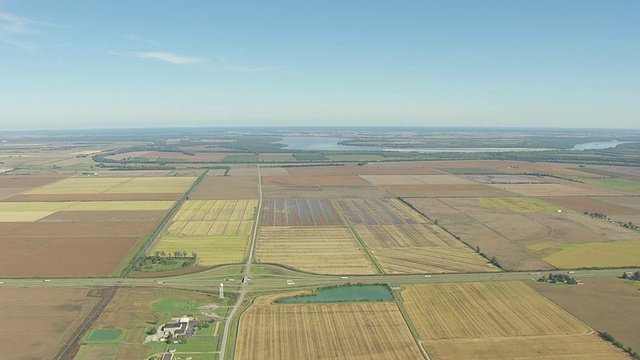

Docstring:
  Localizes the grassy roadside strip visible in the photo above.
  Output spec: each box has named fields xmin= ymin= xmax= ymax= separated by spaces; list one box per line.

xmin=121 ymin=169 xmax=209 ymax=277
xmin=224 ymin=294 xmax=257 ymax=360
xmin=331 ymin=198 xmax=385 ymax=274
xmin=391 ymin=285 xmax=430 ymax=360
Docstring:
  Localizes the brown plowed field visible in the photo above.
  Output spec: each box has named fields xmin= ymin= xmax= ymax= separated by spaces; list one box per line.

xmin=381 ymin=184 xmax=512 ymax=197
xmin=362 ymin=174 xmax=476 ymax=185
xmin=493 ymin=182 xmax=627 ymax=197
xmin=540 ymin=196 xmax=640 ymax=215
xmin=263 ymin=185 xmax=388 ymax=199
xmin=189 ymin=175 xmax=258 ymax=199
xmin=595 ymin=196 xmax=640 ymax=211
xmin=354 ymin=224 xmax=460 ymax=248
xmin=403 ymin=282 xmax=589 ymax=340
xmin=0 ymin=236 xmax=139 ymax=276
xmin=422 ymin=335 xmax=631 ymax=360
xmin=261 ymin=199 xmax=344 ymax=226
xmin=529 ymin=278 xmax=640 ymax=352
xmin=236 ymin=300 xmax=423 ymax=360
xmin=256 ymin=226 xmax=376 ymax=274
xmin=262 ymin=175 xmax=369 ymax=186
xmin=285 ymin=162 xmax=443 ymax=176
xmin=0 ymin=174 xmax=69 ymax=188
xmin=336 ymin=198 xmax=426 ymax=225
xmin=0 ymin=221 xmax=158 ymax=237
xmin=0 ymin=288 xmax=101 ymax=360
xmin=5 ymin=192 xmax=182 ymax=201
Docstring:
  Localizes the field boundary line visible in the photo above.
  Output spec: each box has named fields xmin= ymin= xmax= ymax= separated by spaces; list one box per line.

xmin=121 ymin=169 xmax=209 ymax=277
xmin=392 ymin=286 xmax=430 ymax=360
xmin=331 ymin=198 xmax=384 ymax=274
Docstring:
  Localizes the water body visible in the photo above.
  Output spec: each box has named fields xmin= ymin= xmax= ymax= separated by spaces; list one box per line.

xmin=277 ymin=285 xmax=393 ymax=303
xmin=570 ymin=140 xmax=627 ymax=151
xmin=276 ymin=136 xmax=547 ymax=153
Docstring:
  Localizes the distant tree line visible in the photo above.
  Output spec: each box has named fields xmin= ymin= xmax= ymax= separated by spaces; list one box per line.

xmin=621 ymin=271 xmax=640 ymax=281
xmin=538 ymin=273 xmax=579 ymax=284
xmin=584 ymin=211 xmax=638 ymax=231
xmin=599 ymin=331 xmax=640 ymax=359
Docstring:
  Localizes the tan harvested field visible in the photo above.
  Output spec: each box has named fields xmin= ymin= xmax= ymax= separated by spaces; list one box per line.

xmin=0 ymin=236 xmax=139 ymax=276
xmin=106 ymin=150 xmax=236 ymax=162
xmin=236 ymin=299 xmax=423 ymax=360
xmin=529 ymin=278 xmax=640 ymax=352
xmin=189 ymin=175 xmax=258 ymax=199
xmin=463 ymin=174 xmax=549 ymax=184
xmin=263 ymin=185 xmax=388 ymax=199
xmin=261 ymin=199 xmax=344 ymax=226
xmin=381 ymin=184 xmax=512 ymax=197
xmin=371 ymin=247 xmax=496 ymax=273
xmin=25 ymin=176 xmax=196 ymax=194
xmin=362 ymin=174 xmax=475 ymax=185
xmin=228 ymin=165 xmax=258 ymax=176
xmin=0 ymin=221 xmax=159 ymax=237
xmin=422 ymin=335 xmax=631 ymax=360
xmin=0 ymin=201 xmax=174 ymax=215
xmin=493 ymin=182 xmax=627 ymax=197
xmin=354 ymin=224 xmax=461 ymax=248
xmin=529 ymin=240 xmax=640 ymax=268
xmin=166 ymin=200 xmax=257 ymax=236
xmin=582 ymin=165 xmax=640 ymax=177
xmin=0 ymin=174 xmax=70 ymax=188
xmin=403 ymin=282 xmax=589 ymax=340
xmin=540 ymin=196 xmax=640 ymax=215
xmin=263 ymin=175 xmax=369 ymax=186
xmin=0 ymin=288 xmax=101 ymax=360
xmin=39 ymin=209 xmax=168 ymax=222
xmin=285 ymin=162 xmax=443 ymax=176
xmin=152 ymin=235 xmax=248 ymax=266
xmin=258 ymin=166 xmax=290 ymax=176
xmin=336 ymin=198 xmax=427 ymax=225
xmin=256 ymin=226 xmax=376 ymax=274
xmin=595 ymin=195 xmax=640 ymax=211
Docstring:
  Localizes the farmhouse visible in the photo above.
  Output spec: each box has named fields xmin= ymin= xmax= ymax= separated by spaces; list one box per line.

xmin=160 ymin=317 xmax=191 ymax=337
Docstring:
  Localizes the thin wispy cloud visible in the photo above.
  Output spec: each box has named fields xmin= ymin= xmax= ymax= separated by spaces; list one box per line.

xmin=114 ymin=51 xmax=204 ymax=64
xmin=0 ymin=11 xmax=50 ymax=51
xmin=122 ymin=33 xmax=160 ymax=46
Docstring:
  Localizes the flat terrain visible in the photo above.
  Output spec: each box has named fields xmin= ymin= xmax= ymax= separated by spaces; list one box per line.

xmin=190 ymin=175 xmax=258 ymax=200
xmin=256 ymin=226 xmax=376 ymax=274
xmin=530 ymin=278 xmax=640 ymax=352
xmin=235 ymin=294 xmax=423 ymax=360
xmin=261 ymin=199 xmax=344 ymax=226
xmin=0 ymin=288 xmax=101 ymax=360
xmin=24 ymin=176 xmax=196 ymax=195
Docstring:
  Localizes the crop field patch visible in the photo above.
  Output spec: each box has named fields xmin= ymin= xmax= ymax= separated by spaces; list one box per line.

xmin=284 ymin=162 xmax=443 ymax=176
xmin=580 ymin=178 xmax=640 ymax=194
xmin=540 ymin=196 xmax=640 ymax=215
xmin=336 ymin=198 xmax=425 ymax=225
xmin=492 ymin=182 xmax=626 ymax=197
xmin=463 ymin=174 xmax=549 ymax=184
xmin=263 ymin=184 xmax=389 ymax=199
xmin=362 ymin=174 xmax=475 ymax=185
xmin=402 ymin=282 xmax=589 ymax=340
xmin=371 ymin=247 xmax=496 ymax=274
xmin=39 ymin=210 xmax=168 ymax=222
xmin=261 ymin=199 xmax=344 ymax=226
xmin=528 ymin=240 xmax=640 ymax=268
xmin=354 ymin=224 xmax=461 ymax=248
xmin=0 ymin=288 xmax=101 ymax=360
xmin=0 ymin=201 xmax=174 ymax=213
xmin=422 ymin=335 xmax=630 ymax=360
xmin=256 ymin=226 xmax=376 ymax=274
xmin=262 ymin=175 xmax=369 ymax=186
xmin=0 ymin=221 xmax=159 ymax=237
xmin=235 ymin=299 xmax=422 ymax=360
xmin=152 ymin=235 xmax=248 ymax=266
xmin=529 ymin=278 xmax=640 ymax=352
xmin=477 ymin=197 xmax=561 ymax=213
xmin=381 ymin=184 xmax=511 ymax=198
xmin=189 ymin=175 xmax=258 ymax=200
xmin=0 ymin=236 xmax=140 ymax=276
xmin=25 ymin=176 xmax=196 ymax=194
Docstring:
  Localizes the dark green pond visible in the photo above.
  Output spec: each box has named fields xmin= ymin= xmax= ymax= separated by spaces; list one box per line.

xmin=277 ymin=285 xmax=393 ymax=304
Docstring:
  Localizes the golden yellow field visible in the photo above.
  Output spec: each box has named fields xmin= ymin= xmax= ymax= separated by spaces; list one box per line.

xmin=235 ymin=297 xmax=423 ymax=360
xmin=354 ymin=224 xmax=462 ymax=248
xmin=478 ymin=197 xmax=561 ymax=213
xmin=151 ymin=235 xmax=247 ymax=266
xmin=167 ymin=200 xmax=257 ymax=236
xmin=529 ymin=240 xmax=640 ymax=268
xmin=256 ymin=226 xmax=376 ymax=274
xmin=402 ymin=282 xmax=589 ymax=340
xmin=371 ymin=247 xmax=496 ymax=274
xmin=26 ymin=176 xmax=196 ymax=194
xmin=0 ymin=201 xmax=174 ymax=222
xmin=422 ymin=335 xmax=631 ymax=360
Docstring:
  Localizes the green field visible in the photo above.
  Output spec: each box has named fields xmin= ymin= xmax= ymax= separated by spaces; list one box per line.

xmin=152 ymin=236 xmax=248 ymax=266
xmin=580 ymin=178 xmax=640 ymax=194
xmin=529 ymin=240 xmax=640 ymax=268
xmin=478 ymin=197 xmax=561 ymax=213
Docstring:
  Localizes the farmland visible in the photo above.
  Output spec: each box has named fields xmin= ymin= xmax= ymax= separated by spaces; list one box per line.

xmin=25 ymin=176 xmax=196 ymax=195
xmin=151 ymin=200 xmax=257 ymax=266
xmin=528 ymin=240 xmax=640 ymax=268
xmin=0 ymin=288 xmax=102 ymax=360
xmin=261 ymin=199 xmax=344 ymax=226
xmin=336 ymin=198 xmax=425 ymax=225
xmin=235 ymin=295 xmax=423 ymax=360
xmin=256 ymin=226 xmax=376 ymax=274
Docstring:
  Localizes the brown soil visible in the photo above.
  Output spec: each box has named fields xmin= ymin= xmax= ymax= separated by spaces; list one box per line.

xmin=381 ymin=184 xmax=512 ymax=197
xmin=0 ymin=236 xmax=139 ymax=276
xmin=0 ymin=288 xmax=101 ymax=360
xmin=540 ymin=196 xmax=640 ymax=215
xmin=263 ymin=185 xmax=389 ymax=199
xmin=0 ymin=174 xmax=69 ymax=188
xmin=262 ymin=175 xmax=369 ymax=186
xmin=39 ymin=210 xmax=168 ymax=222
xmin=284 ymin=162 xmax=443 ymax=176
xmin=0 ymin=221 xmax=159 ymax=237
xmin=495 ymin=183 xmax=627 ymax=197
xmin=189 ymin=175 xmax=258 ymax=199
xmin=529 ymin=277 xmax=640 ymax=352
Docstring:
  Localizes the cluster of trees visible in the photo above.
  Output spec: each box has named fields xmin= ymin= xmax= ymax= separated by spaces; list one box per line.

xmin=538 ymin=273 xmax=579 ymax=284
xmin=600 ymin=332 xmax=639 ymax=359
xmin=621 ymin=271 xmax=640 ymax=280
xmin=164 ymin=332 xmax=187 ymax=344
xmin=134 ymin=251 xmax=197 ymax=271
xmin=584 ymin=212 xmax=638 ymax=231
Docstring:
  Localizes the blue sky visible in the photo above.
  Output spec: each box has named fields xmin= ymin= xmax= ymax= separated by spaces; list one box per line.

xmin=1 ymin=0 xmax=639 ymax=130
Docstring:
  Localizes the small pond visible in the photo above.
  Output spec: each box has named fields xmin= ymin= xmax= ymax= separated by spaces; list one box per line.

xmin=277 ymin=285 xmax=393 ymax=304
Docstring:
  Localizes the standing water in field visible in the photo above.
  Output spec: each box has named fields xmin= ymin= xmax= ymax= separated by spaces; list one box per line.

xmin=276 ymin=284 xmax=393 ymax=303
